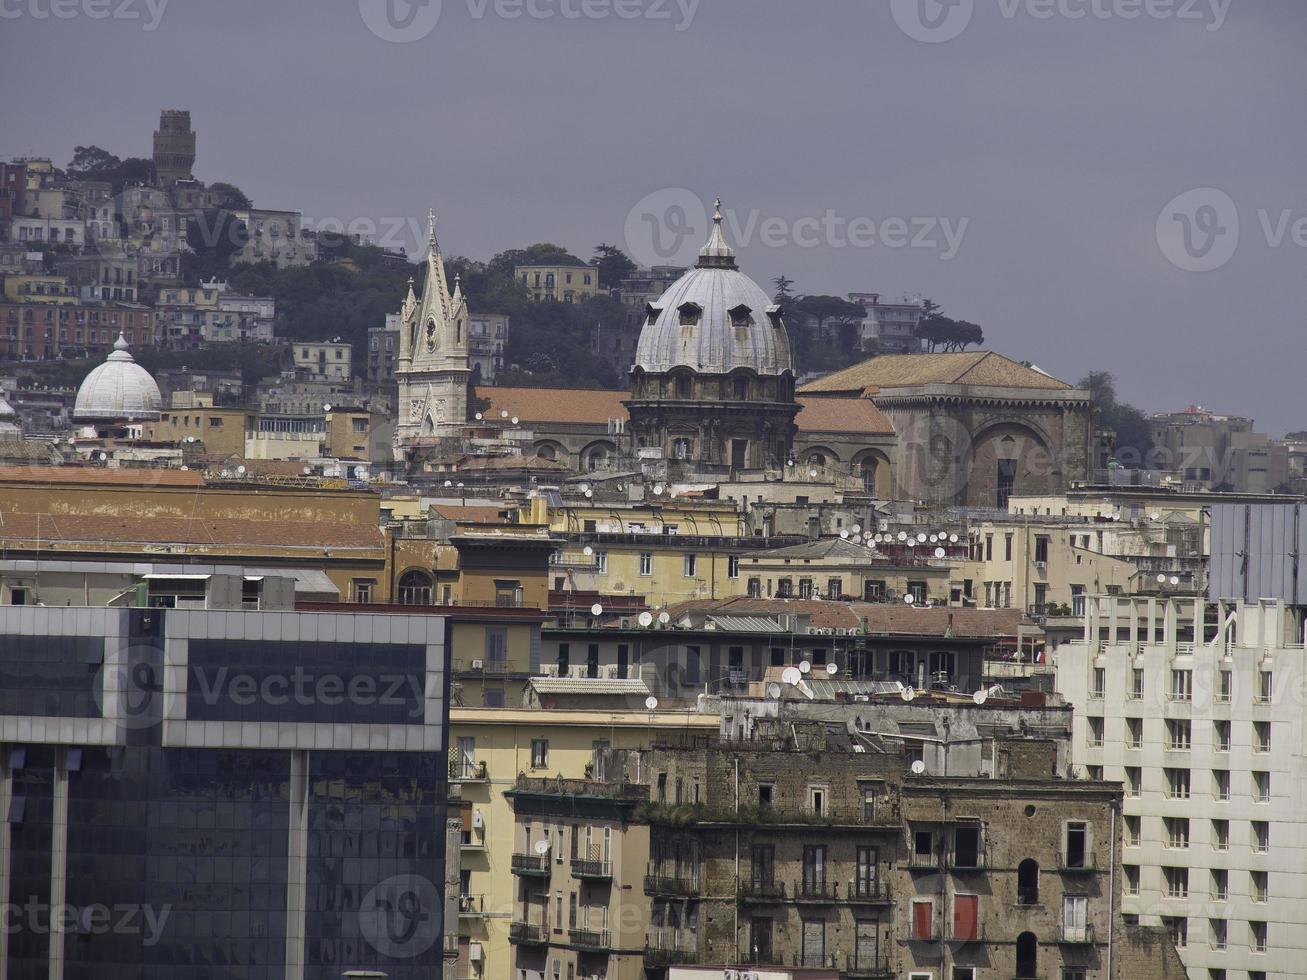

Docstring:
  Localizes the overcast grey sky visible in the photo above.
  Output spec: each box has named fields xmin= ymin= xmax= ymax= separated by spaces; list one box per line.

xmin=2 ymin=0 xmax=1303 ymax=433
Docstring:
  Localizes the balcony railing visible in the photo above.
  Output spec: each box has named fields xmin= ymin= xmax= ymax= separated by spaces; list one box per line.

xmin=511 ymin=853 xmax=551 ymax=876
xmin=571 ymin=859 xmax=613 ymax=880
xmin=644 ymin=870 xmax=702 ymax=896
xmin=449 ymin=758 xmax=488 ymax=781
xmin=739 ymin=880 xmax=786 ymax=902
xmin=848 ymin=879 xmax=892 ymax=903
xmin=568 ymin=927 xmax=611 ymax=950
xmin=457 ymin=893 xmax=487 ymax=916
xmin=644 ymin=927 xmax=696 ymax=967
xmin=948 ymin=925 xmax=985 ymax=943
xmin=794 ymin=879 xmax=840 ymax=902
xmin=509 ymin=921 xmax=548 ymax=945
xmin=1059 ymin=923 xmax=1096 ymax=944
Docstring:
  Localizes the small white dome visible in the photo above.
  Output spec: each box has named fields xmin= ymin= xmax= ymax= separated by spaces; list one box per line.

xmin=73 ymin=334 xmax=162 ymax=421
xmin=0 ymin=394 xmax=17 ymax=435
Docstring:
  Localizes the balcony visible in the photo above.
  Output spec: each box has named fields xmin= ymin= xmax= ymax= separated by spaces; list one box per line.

xmin=509 ymin=921 xmax=548 ymax=946
xmin=511 ymin=853 xmax=551 ymax=877
xmin=458 ymin=893 xmax=488 ymax=918
xmin=739 ymin=880 xmax=786 ymax=903
xmin=568 ymin=927 xmax=611 ymax=950
xmin=449 ymin=758 xmax=489 ymax=782
xmin=643 ymin=871 xmax=701 ymax=897
xmin=1059 ymin=856 xmax=1097 ymax=874
xmin=794 ymin=879 xmax=840 ymax=903
xmin=645 ymin=927 xmax=696 ymax=968
xmin=847 ymin=879 xmax=892 ymax=904
xmin=1059 ymin=924 xmax=1096 ymax=945
xmin=460 ymin=832 xmax=487 ymax=852
xmin=948 ymin=926 xmax=985 ymax=943
xmin=571 ymin=859 xmax=613 ymax=881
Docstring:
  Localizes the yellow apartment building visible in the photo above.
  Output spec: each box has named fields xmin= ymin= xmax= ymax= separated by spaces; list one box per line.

xmin=516 ymin=262 xmax=601 ymax=303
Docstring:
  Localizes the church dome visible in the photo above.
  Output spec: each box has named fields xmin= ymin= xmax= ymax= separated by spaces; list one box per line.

xmin=73 ymin=334 xmax=163 ymax=421
xmin=0 ymin=394 xmax=17 ymax=434
xmin=634 ymin=202 xmax=793 ymax=377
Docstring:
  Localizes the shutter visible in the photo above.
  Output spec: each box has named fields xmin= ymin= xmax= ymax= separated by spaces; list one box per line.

xmin=803 ymin=919 xmax=825 ymax=967
xmin=954 ymin=894 xmax=978 ymax=940
xmin=913 ymin=900 xmax=933 ymax=940
xmin=458 ymin=800 xmax=472 ymax=831
xmin=855 ymin=921 xmax=878 ymax=968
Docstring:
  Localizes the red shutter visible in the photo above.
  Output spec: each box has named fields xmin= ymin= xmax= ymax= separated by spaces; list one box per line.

xmin=913 ymin=900 xmax=933 ymax=940
xmin=954 ymin=894 xmax=978 ymax=940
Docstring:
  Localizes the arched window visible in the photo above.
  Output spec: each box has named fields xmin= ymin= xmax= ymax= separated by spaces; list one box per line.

xmin=1017 ymin=859 xmax=1039 ymax=905
xmin=673 ymin=438 xmax=692 ymax=460
xmin=398 ymin=570 xmax=433 ymax=606
xmin=733 ymin=376 xmax=749 ymax=400
xmin=808 ymin=452 xmax=826 ymax=467
xmin=675 ymin=374 xmax=692 ymax=399
xmin=678 ymin=302 xmax=701 ymax=326
xmin=1016 ymin=932 xmax=1038 ymax=978
xmin=587 ymin=448 xmax=608 ymax=472
xmin=536 ymin=445 xmax=556 ymax=460
xmin=860 ymin=458 xmax=879 ymax=493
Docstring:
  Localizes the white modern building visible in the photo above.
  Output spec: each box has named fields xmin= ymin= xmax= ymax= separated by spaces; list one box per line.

xmin=1056 ymin=595 xmax=1307 ymax=980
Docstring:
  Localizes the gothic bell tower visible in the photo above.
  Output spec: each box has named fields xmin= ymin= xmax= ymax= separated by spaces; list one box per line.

xmin=394 ymin=210 xmax=470 ymax=459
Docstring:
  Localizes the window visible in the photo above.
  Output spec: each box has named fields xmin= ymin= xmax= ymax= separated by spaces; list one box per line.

xmin=1252 ymin=770 xmax=1270 ymax=803
xmin=1091 ymin=667 xmax=1105 ymax=698
xmin=1087 ymin=717 xmax=1104 ymax=747
xmin=1253 ymin=721 xmax=1270 ymax=752
xmin=1124 ymin=864 xmax=1139 ymax=895
xmin=799 ymin=578 xmax=814 ymax=599
xmin=682 ymin=554 xmax=697 ymax=578
xmin=802 ymin=845 xmax=828 ymax=892
xmin=953 ymin=823 xmax=982 ymax=868
xmin=594 ymin=550 xmax=608 ymax=573
xmin=1213 ymin=769 xmax=1230 ymax=800
xmin=1216 ymin=669 xmax=1232 ymax=703
xmin=1017 ymin=858 xmax=1039 ymax=904
xmin=1250 ymin=920 xmax=1267 ymax=952
xmin=1062 ymin=895 xmax=1088 ymax=943
xmin=800 ymin=918 xmax=825 ymax=968
xmin=1251 ymin=870 xmax=1268 ymax=903
xmin=757 ymin=784 xmax=773 ymax=809
xmin=826 ymin=577 xmax=842 ymax=599
xmin=1164 ymin=817 xmax=1189 ymax=849
xmin=750 ymin=844 xmax=774 ymax=886
xmin=1212 ymin=819 xmax=1229 ymax=850
xmin=1123 ymin=815 xmax=1141 ymax=847
xmin=1255 ymin=670 xmax=1272 ymax=703
xmin=1252 ymin=820 xmax=1269 ymax=852
xmin=1164 ymin=866 xmax=1189 ymax=898
xmin=912 ymin=829 xmax=936 ymax=864
xmin=807 ymin=784 xmax=827 ymax=816
xmin=1130 ymin=668 xmax=1144 ymax=700
xmin=728 ymin=555 xmax=740 ymax=579
xmin=1210 ymin=919 xmax=1227 ymax=950
xmin=350 ymin=578 xmax=375 ymax=603
xmin=1211 ymin=869 xmax=1228 ymax=900
xmin=1015 ymin=931 xmax=1038 ymax=978
xmin=638 ymin=552 xmax=653 ymax=576
xmin=1214 ymin=720 xmax=1231 ymax=751
xmin=1163 ymin=916 xmax=1188 ymax=948
xmin=1166 ymin=719 xmax=1191 ymax=750
xmin=1063 ymin=822 xmax=1089 ymax=868
xmin=531 ymin=739 xmax=549 ymax=769
xmin=1170 ymin=669 xmax=1192 ymax=701
xmin=855 ymin=846 xmax=879 ymax=898
xmin=1165 ymin=768 xmax=1191 ymax=799
xmin=1124 ymin=767 xmax=1141 ymax=798
xmin=1034 ymin=535 xmax=1049 ymax=563
xmin=1005 ymin=534 xmax=1014 ymax=561
xmin=1126 ymin=717 xmax=1143 ymax=748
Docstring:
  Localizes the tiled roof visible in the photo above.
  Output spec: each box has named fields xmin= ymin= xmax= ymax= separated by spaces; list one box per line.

xmin=846 ymin=603 xmax=1024 ymax=638
xmin=794 ymin=396 xmax=895 ymax=434
xmin=799 ymin=351 xmax=1073 ymax=394
xmin=529 ymin=677 xmax=651 ymax=695
xmin=0 ymin=441 xmax=62 ymax=464
xmin=431 ymin=504 xmax=512 ymax=524
xmin=0 ymin=512 xmax=382 ymax=550
xmin=743 ymin=537 xmax=879 ymax=561
xmin=0 ymin=465 xmax=203 ymax=487
xmin=474 ymin=386 xmax=629 ymax=425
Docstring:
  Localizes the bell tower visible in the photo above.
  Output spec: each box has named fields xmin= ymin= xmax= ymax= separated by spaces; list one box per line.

xmin=394 ymin=209 xmax=470 ymax=459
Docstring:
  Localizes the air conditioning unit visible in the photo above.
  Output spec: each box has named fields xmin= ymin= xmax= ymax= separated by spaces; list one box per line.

xmin=471 ymin=659 xmax=484 ymax=670
xmin=469 ymin=942 xmax=482 ymax=961
xmin=1035 ymin=561 xmax=1047 ymax=570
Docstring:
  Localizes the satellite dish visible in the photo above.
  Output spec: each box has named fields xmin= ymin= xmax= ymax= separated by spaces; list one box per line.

xmin=658 ymin=611 xmax=671 ymax=625
xmin=1156 ymin=574 xmax=1167 ymax=584
xmin=475 ymin=412 xmax=483 ymax=420
xmin=501 ymin=410 xmax=509 ymax=418
xmin=645 ymin=696 xmax=659 ymax=711
xmin=533 ymin=840 xmax=550 ymax=856
xmin=973 ymin=689 xmax=988 ymax=705
xmin=781 ymin=667 xmax=802 ymax=686
xmin=582 ymin=545 xmax=593 ymax=556
xmin=911 ymin=760 xmax=927 ymax=775
xmin=653 ymin=484 xmax=664 ymax=495
xmin=578 ymin=483 xmax=590 ymax=493
xmin=917 ymin=533 xmax=927 ymax=543
xmin=901 ymin=686 xmax=916 ymax=702
xmin=323 ymin=404 xmax=332 ymax=412
xmin=929 ymin=534 xmax=939 ymax=543
xmin=799 ymin=661 xmax=812 ymax=674
xmin=512 ymin=416 xmax=520 ymax=425
xmin=1112 ymin=513 xmax=1121 ymax=521
xmin=851 ymin=524 xmax=861 ymax=534
xmin=934 ymin=547 xmax=946 ymax=558
xmin=584 ymin=489 xmax=594 ymax=498
xmin=179 ymin=465 xmax=188 ymax=471
xmin=906 ymin=539 xmax=916 ymax=548
xmin=873 ymin=533 xmax=882 ymax=542
xmin=236 ymin=465 xmax=246 ymax=474
xmin=637 ymin=611 xmax=653 ymax=627
xmin=1151 ymin=511 xmax=1161 ymax=521
xmin=590 ymin=603 xmax=604 ymax=617
xmin=826 ymin=662 xmax=839 ymax=677
xmin=1170 ymin=576 xmax=1180 ymax=586
xmin=444 ymin=480 xmax=453 ymax=487
xmin=840 ymin=530 xmax=849 ymax=539
xmin=897 ymin=531 xmax=908 ymax=542
xmin=949 ymin=534 xmax=959 ymax=543
xmin=904 ymin=594 xmax=915 ymax=605
xmin=766 ymin=682 xmax=783 ymax=700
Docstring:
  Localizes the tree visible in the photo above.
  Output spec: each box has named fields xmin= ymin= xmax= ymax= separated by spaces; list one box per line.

xmin=111 ymin=158 xmax=155 ymax=194
xmin=772 ymin=274 xmax=795 ymax=302
xmin=184 ymin=210 xmax=249 ymax=282
xmin=209 ymin=182 xmax=252 ymax=210
xmin=1080 ymin=371 xmax=1153 ymax=468
xmin=791 ymin=295 xmax=865 ymax=346
xmin=68 ymin=145 xmax=121 ymax=175
xmin=915 ymin=313 xmax=985 ymax=352
xmin=592 ymin=243 xmax=635 ymax=290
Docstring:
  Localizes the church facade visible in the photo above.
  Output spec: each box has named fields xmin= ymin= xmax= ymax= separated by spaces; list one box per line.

xmin=393 ymin=211 xmax=471 ymax=461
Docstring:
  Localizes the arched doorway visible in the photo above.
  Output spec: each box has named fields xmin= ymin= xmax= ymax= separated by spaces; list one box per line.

xmin=1016 ymin=931 xmax=1038 ymax=978
xmin=1017 ymin=859 xmax=1039 ymax=905
xmin=397 ymin=569 xmax=433 ymax=606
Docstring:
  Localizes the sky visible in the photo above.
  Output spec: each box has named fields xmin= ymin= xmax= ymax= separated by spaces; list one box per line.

xmin=1 ymin=0 xmax=1303 ymax=434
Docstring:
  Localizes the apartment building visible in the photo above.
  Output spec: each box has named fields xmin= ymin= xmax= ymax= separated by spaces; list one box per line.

xmin=1056 ymin=596 xmax=1307 ymax=979
xmin=292 ymin=340 xmax=352 ymax=379
xmin=517 ymin=260 xmax=600 ymax=303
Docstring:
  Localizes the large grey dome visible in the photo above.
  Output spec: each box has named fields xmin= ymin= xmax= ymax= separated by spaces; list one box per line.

xmin=73 ymin=334 xmax=163 ymax=421
xmin=633 ymin=203 xmax=793 ymax=377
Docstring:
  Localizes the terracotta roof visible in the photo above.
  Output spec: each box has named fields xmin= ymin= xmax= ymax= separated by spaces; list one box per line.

xmin=475 ymin=386 xmax=629 ymax=425
xmin=846 ymin=603 xmax=1024 ymax=638
xmin=794 ymin=396 xmax=894 ymax=435
xmin=668 ymin=597 xmax=862 ymax=631
xmin=0 ymin=512 xmax=382 ymax=550
xmin=431 ymin=504 xmax=512 ymax=524
xmin=0 ymin=441 xmax=62 ymax=464
xmin=799 ymin=351 xmax=1073 ymax=394
xmin=0 ymin=465 xmax=203 ymax=487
